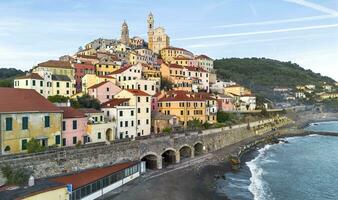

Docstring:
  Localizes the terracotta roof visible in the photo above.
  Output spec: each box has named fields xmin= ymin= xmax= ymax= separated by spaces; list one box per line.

xmin=0 ymin=88 xmax=62 ymax=113
xmin=98 ymin=75 xmax=115 ymax=79
xmin=73 ymin=63 xmax=95 ymax=69
xmin=111 ymin=65 xmax=133 ymax=74
xmin=161 ymin=46 xmax=192 ymax=53
xmin=16 ymin=73 xmax=43 ymax=80
xmin=37 ymin=60 xmax=72 ymax=69
xmin=77 ymin=108 xmax=102 ymax=114
xmin=76 ymin=54 xmax=98 ymax=59
xmin=88 ymin=81 xmax=110 ymax=89
xmin=127 ymin=89 xmax=151 ymax=96
xmin=50 ymin=162 xmax=138 ymax=190
xmin=168 ymin=64 xmax=184 ymax=69
xmin=101 ymin=98 xmax=130 ymax=108
xmin=174 ymin=56 xmax=192 ymax=60
xmin=185 ymin=66 xmax=207 ymax=73
xmin=158 ymin=91 xmax=208 ymax=102
xmin=195 ymin=54 xmax=213 ymax=60
xmin=59 ymin=107 xmax=86 ymax=118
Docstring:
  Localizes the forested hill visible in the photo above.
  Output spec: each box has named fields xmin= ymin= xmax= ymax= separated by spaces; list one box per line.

xmin=0 ymin=68 xmax=25 ymax=87
xmin=214 ymin=57 xmax=335 ymax=89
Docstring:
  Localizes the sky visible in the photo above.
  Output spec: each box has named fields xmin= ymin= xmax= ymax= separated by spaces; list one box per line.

xmin=0 ymin=0 xmax=338 ymax=81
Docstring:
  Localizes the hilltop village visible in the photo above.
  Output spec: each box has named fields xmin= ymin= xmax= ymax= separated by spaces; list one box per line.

xmin=1 ymin=13 xmax=258 ymax=155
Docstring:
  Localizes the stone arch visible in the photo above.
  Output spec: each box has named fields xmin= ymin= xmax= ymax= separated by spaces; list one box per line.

xmin=161 ymin=148 xmax=177 ymax=168
xmin=179 ymin=145 xmax=193 ymax=160
xmin=141 ymin=152 xmax=159 ymax=170
xmin=194 ymin=142 xmax=204 ymax=156
xmin=105 ymin=128 xmax=113 ymax=141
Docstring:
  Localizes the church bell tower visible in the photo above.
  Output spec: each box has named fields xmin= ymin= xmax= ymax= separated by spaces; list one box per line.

xmin=147 ymin=12 xmax=154 ymax=51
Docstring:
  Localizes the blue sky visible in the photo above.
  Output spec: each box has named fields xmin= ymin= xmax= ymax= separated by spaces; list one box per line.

xmin=1 ymin=0 xmax=338 ymax=80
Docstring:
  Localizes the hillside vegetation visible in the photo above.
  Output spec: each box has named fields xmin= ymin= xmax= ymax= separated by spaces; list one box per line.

xmin=0 ymin=68 xmax=25 ymax=87
xmin=214 ymin=58 xmax=336 ymax=99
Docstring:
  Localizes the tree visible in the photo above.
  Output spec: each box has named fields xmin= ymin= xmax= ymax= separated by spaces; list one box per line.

xmin=187 ymin=118 xmax=202 ymax=130
xmin=217 ymin=111 xmax=233 ymax=123
xmin=1 ymin=165 xmax=31 ymax=185
xmin=48 ymin=95 xmax=69 ymax=103
xmin=203 ymin=122 xmax=212 ymax=129
xmin=162 ymin=127 xmax=172 ymax=133
xmin=160 ymin=78 xmax=173 ymax=90
xmin=76 ymin=94 xmax=101 ymax=109
xmin=27 ymin=138 xmax=46 ymax=153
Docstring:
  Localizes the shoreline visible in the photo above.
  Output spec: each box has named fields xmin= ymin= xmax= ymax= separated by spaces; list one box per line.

xmin=110 ymin=113 xmax=338 ymax=200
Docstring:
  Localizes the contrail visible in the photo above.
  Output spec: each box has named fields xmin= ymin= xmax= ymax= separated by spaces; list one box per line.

xmin=173 ymin=23 xmax=338 ymax=41
xmin=213 ymin=15 xmax=338 ymax=28
xmin=283 ymin=0 xmax=338 ymax=15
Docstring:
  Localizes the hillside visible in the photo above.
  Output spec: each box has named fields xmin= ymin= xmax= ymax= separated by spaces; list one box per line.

xmin=214 ymin=58 xmax=336 ymax=99
xmin=0 ymin=68 xmax=25 ymax=87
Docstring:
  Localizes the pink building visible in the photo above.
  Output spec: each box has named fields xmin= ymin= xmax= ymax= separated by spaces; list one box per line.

xmin=217 ymin=94 xmax=235 ymax=111
xmin=60 ymin=107 xmax=88 ymax=146
xmin=151 ymin=92 xmax=163 ymax=112
xmin=88 ymin=81 xmax=122 ymax=103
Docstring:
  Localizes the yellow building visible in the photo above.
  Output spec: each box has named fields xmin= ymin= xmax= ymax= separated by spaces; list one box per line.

xmin=160 ymin=47 xmax=194 ymax=63
xmin=51 ymin=75 xmax=76 ymax=97
xmin=141 ymin=63 xmax=161 ymax=78
xmin=0 ymin=88 xmax=63 ymax=155
xmin=320 ymin=92 xmax=338 ymax=100
xmin=147 ymin=12 xmax=170 ymax=54
xmin=22 ymin=186 xmax=68 ymax=200
xmin=173 ymin=56 xmax=198 ymax=67
xmin=224 ymin=85 xmax=252 ymax=96
xmin=158 ymin=91 xmax=217 ymax=127
xmin=82 ymin=74 xmax=116 ymax=93
xmin=33 ymin=60 xmax=75 ymax=79
xmin=95 ymin=60 xmax=121 ymax=76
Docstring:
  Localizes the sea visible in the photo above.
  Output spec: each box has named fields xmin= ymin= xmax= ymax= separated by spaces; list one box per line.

xmin=215 ymin=121 xmax=338 ymax=200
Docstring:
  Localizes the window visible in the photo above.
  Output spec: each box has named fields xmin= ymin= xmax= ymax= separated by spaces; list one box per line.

xmin=138 ymin=108 xmax=140 ymax=113
xmin=131 ymin=120 xmax=134 ymax=126
xmin=152 ymin=85 xmax=155 ymax=91
xmin=125 ymin=121 xmax=128 ymax=127
xmin=144 ymin=85 xmax=147 ymax=90
xmin=106 ymin=87 xmax=109 ymax=92
xmin=66 ymin=82 xmax=69 ymax=88
xmin=21 ymin=139 xmax=28 ymax=150
xmin=131 ymin=110 xmax=134 ymax=116
xmin=62 ymin=138 xmax=66 ymax=146
xmin=32 ymin=80 xmax=36 ymax=86
xmin=107 ymin=95 xmax=109 ymax=99
xmin=5 ymin=117 xmax=12 ymax=131
xmin=62 ymin=121 xmax=66 ymax=131
xmin=181 ymin=110 xmax=184 ymax=115
xmin=26 ymin=80 xmax=28 ymax=86
xmin=146 ymin=108 xmax=149 ymax=113
xmin=98 ymin=132 xmax=101 ymax=139
xmin=56 ymin=82 xmax=60 ymax=87
xmin=22 ymin=117 xmax=28 ymax=130
xmin=44 ymin=116 xmax=50 ymax=128
xmin=120 ymin=121 xmax=123 ymax=127
xmin=119 ymin=111 xmax=123 ymax=117
xmin=137 ymin=97 xmax=140 ymax=102
xmin=146 ymin=119 xmax=149 ymax=124
xmin=138 ymin=120 xmax=140 ymax=125
xmin=73 ymin=136 xmax=77 ymax=144
xmin=55 ymin=135 xmax=61 ymax=145
xmin=146 ymin=97 xmax=149 ymax=102
xmin=73 ymin=120 xmax=77 ymax=130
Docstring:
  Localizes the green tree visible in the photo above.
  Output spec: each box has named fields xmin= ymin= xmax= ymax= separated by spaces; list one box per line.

xmin=217 ymin=111 xmax=233 ymax=123
xmin=160 ymin=78 xmax=173 ymax=90
xmin=27 ymin=138 xmax=46 ymax=153
xmin=162 ymin=127 xmax=172 ymax=133
xmin=47 ymin=95 xmax=69 ymax=103
xmin=1 ymin=165 xmax=31 ymax=185
xmin=76 ymin=94 xmax=101 ymax=109
xmin=187 ymin=118 xmax=202 ymax=130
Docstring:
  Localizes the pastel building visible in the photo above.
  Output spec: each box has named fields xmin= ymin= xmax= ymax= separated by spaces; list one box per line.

xmin=115 ymin=90 xmax=151 ymax=136
xmin=59 ymin=107 xmax=88 ymax=146
xmin=111 ymin=63 xmax=142 ymax=83
xmin=87 ymin=81 xmax=122 ymax=103
xmin=119 ymin=79 xmax=159 ymax=96
xmin=101 ymin=98 xmax=137 ymax=139
xmin=81 ymin=74 xmax=116 ymax=93
xmin=195 ymin=55 xmax=214 ymax=71
xmin=160 ymin=47 xmax=194 ymax=63
xmin=14 ymin=72 xmax=52 ymax=98
xmin=216 ymin=94 xmax=235 ymax=111
xmin=73 ymin=63 xmax=96 ymax=92
xmin=0 ymin=88 xmax=63 ymax=154
xmin=32 ymin=60 xmax=75 ymax=79
xmin=51 ymin=75 xmax=76 ymax=97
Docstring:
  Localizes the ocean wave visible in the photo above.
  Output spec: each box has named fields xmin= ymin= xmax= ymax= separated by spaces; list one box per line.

xmin=247 ymin=145 xmax=275 ymax=200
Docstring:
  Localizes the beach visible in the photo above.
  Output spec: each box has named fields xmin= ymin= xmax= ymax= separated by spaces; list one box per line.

xmin=107 ymin=111 xmax=338 ymax=200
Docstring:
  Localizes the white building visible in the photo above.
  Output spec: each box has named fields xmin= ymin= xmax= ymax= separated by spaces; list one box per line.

xmin=195 ymin=55 xmax=214 ymax=71
xmin=119 ymin=79 xmax=159 ymax=96
xmin=101 ymin=98 xmax=137 ymax=139
xmin=239 ymin=95 xmax=256 ymax=111
xmin=111 ymin=63 xmax=142 ymax=83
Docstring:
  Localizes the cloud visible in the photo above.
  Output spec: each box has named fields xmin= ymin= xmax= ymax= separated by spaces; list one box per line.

xmin=173 ymin=23 xmax=338 ymax=41
xmin=213 ymin=14 xmax=338 ymax=28
xmin=283 ymin=0 xmax=338 ymax=15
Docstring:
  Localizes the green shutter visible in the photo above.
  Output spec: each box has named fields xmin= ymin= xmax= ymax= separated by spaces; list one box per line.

xmin=22 ymin=117 xmax=28 ymax=130
xmin=21 ymin=139 xmax=27 ymax=150
xmin=5 ymin=118 xmax=12 ymax=131
xmin=45 ymin=116 xmax=50 ymax=128
xmin=55 ymin=135 xmax=61 ymax=145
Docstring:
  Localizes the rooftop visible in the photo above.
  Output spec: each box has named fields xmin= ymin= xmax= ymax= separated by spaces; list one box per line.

xmin=88 ymin=81 xmax=110 ymax=89
xmin=127 ymin=89 xmax=151 ymax=96
xmin=59 ymin=107 xmax=86 ymax=118
xmin=52 ymin=74 xmax=71 ymax=82
xmin=16 ymin=73 xmax=44 ymax=80
xmin=101 ymin=98 xmax=130 ymax=108
xmin=37 ymin=60 xmax=72 ymax=69
xmin=77 ymin=108 xmax=102 ymax=114
xmin=0 ymin=88 xmax=62 ymax=113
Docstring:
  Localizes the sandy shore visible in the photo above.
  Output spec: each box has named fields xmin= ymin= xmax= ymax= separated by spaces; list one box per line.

xmin=107 ymin=111 xmax=338 ymax=200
